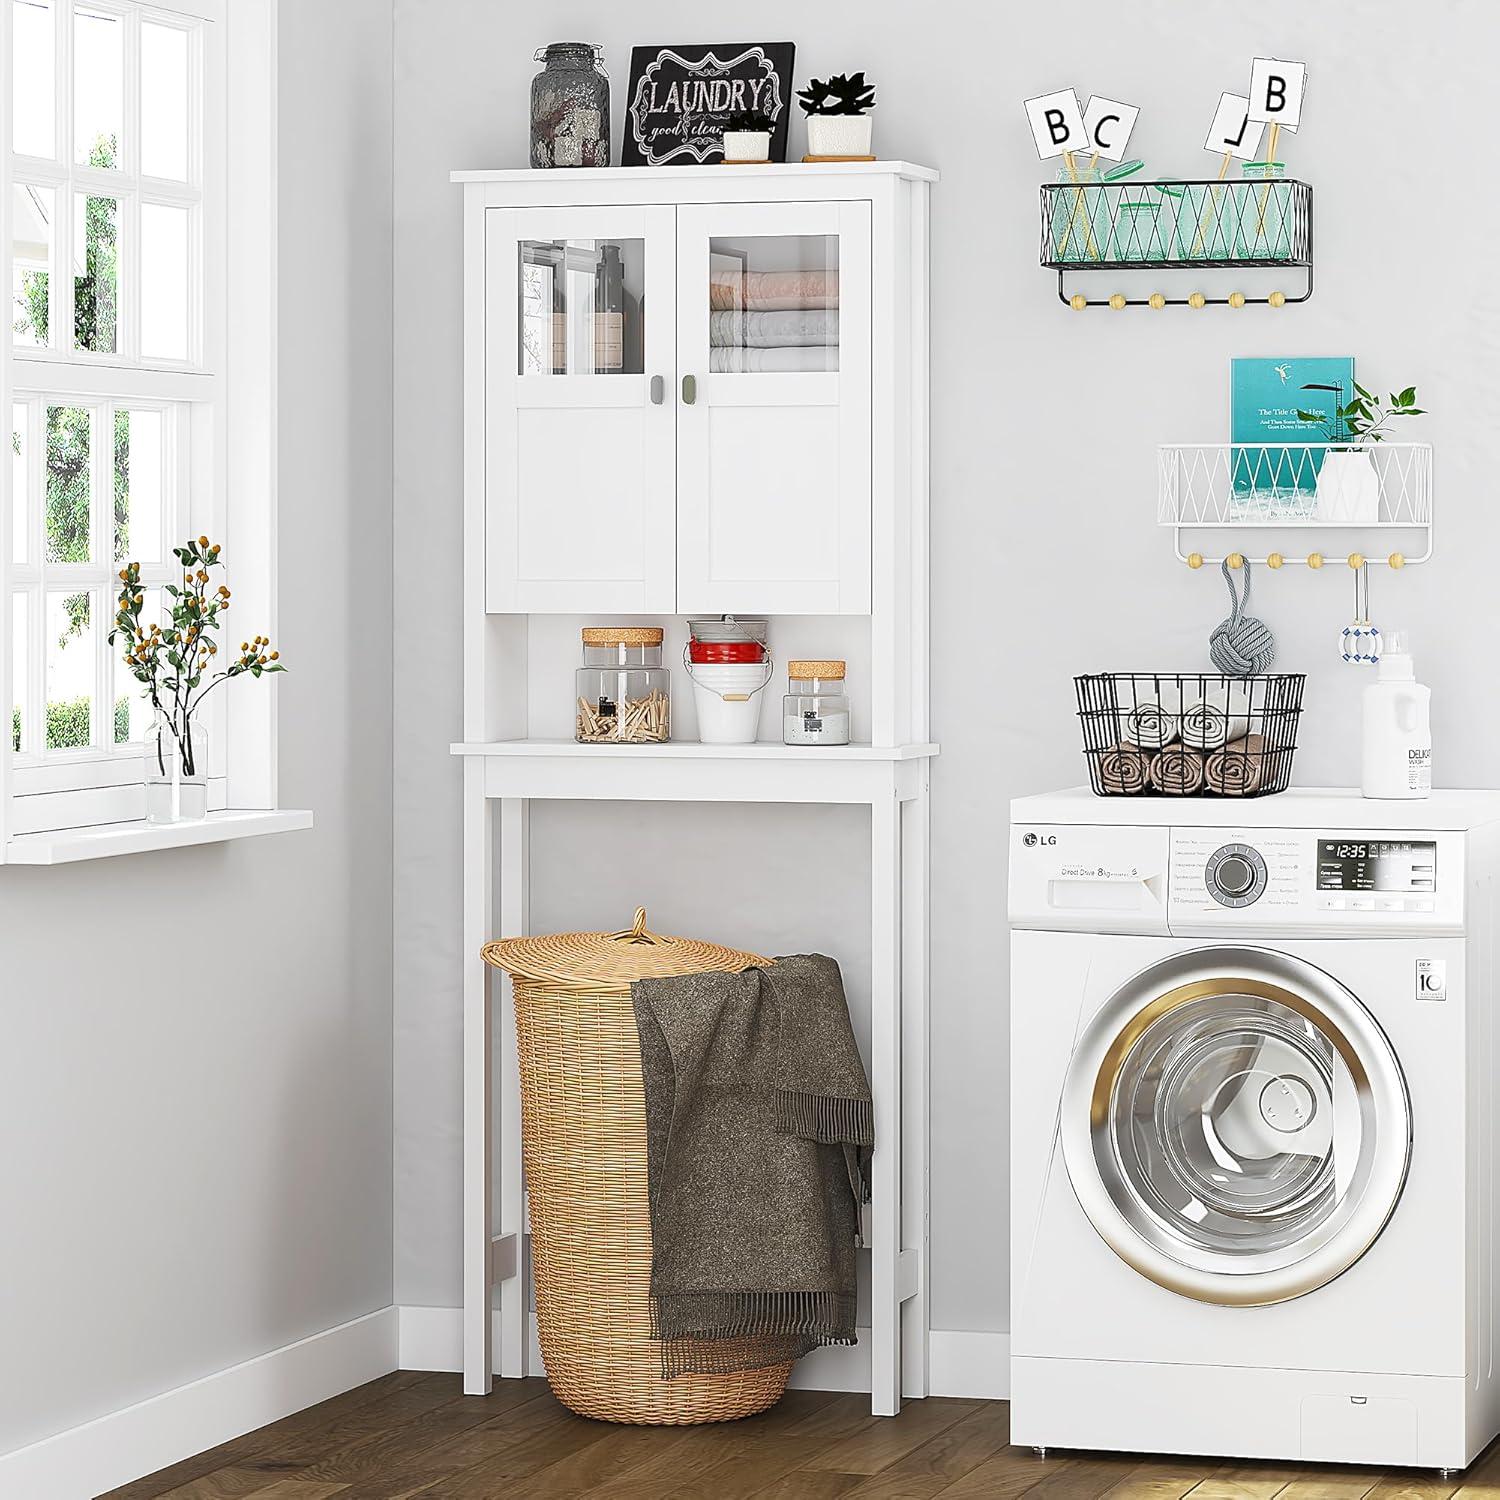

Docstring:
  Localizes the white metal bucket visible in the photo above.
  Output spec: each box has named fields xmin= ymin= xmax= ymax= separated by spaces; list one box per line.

xmin=684 ymin=653 xmax=774 ymax=744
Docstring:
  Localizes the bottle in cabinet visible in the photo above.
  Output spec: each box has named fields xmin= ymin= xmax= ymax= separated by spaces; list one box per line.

xmin=594 ymin=244 xmax=624 ymax=372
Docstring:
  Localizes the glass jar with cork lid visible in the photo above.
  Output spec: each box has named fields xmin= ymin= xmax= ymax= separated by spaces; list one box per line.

xmin=782 ymin=660 xmax=850 ymax=746
xmin=575 ymin=627 xmax=671 ymax=743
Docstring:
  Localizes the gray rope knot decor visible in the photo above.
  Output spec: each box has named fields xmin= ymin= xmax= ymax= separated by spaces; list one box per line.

xmin=1209 ymin=558 xmax=1276 ymax=675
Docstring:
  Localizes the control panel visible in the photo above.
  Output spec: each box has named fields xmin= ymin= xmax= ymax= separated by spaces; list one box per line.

xmin=1169 ymin=828 xmax=1464 ymax=934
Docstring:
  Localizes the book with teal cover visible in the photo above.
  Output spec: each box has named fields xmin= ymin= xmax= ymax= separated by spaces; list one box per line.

xmin=1231 ymin=357 xmax=1355 ymax=498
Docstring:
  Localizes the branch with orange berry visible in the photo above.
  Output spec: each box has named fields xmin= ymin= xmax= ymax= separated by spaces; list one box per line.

xmin=109 ymin=537 xmax=286 ymax=775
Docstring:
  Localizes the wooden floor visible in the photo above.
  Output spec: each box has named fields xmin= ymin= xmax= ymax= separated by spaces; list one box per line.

xmin=100 ymin=1373 xmax=1500 ymax=1500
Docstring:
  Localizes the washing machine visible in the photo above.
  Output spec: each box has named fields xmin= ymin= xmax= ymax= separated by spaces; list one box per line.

xmin=1008 ymin=787 xmax=1500 ymax=1473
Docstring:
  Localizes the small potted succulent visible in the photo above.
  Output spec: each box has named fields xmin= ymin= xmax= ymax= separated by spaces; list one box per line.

xmin=797 ymin=71 xmax=877 ymax=157
xmin=722 ymin=108 xmax=775 ymax=163
xmin=1297 ymin=382 xmax=1427 ymax=525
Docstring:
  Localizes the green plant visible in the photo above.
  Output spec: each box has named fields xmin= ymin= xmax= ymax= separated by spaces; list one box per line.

xmin=796 ymin=72 xmax=876 ymax=117
xmin=724 ymin=108 xmax=775 ymax=133
xmin=1296 ymin=382 xmax=1427 ymax=446
xmin=10 ymin=696 xmax=128 ymax=753
xmin=109 ymin=537 xmax=285 ymax=778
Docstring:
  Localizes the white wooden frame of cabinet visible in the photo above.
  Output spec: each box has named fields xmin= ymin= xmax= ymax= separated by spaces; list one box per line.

xmin=453 ymin=161 xmax=937 ymax=1417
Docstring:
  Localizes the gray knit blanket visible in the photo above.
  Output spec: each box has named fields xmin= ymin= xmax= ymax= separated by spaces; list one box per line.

xmin=631 ymin=954 xmax=873 ymax=1379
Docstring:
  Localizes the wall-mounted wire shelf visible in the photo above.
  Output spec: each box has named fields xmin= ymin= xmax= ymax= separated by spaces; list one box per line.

xmin=1158 ymin=443 xmax=1433 ymax=567
xmin=1040 ymin=178 xmax=1313 ymax=308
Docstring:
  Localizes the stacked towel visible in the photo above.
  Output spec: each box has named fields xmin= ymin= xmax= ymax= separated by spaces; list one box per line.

xmin=710 ymin=268 xmax=839 ymax=311
xmin=1097 ymin=742 xmax=1152 ymax=795
xmin=1206 ymin=734 xmax=1266 ymax=795
xmin=1150 ymin=744 xmax=1206 ymax=796
xmin=710 ymin=266 xmax=839 ymax=371
xmin=1125 ymin=697 xmax=1180 ymax=750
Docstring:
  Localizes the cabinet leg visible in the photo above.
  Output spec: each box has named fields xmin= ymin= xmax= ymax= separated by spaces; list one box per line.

xmin=496 ymin=797 xmax=528 ymax=1378
xmin=462 ymin=768 xmax=494 ymax=1394
xmin=870 ymin=793 xmax=902 ymax=1416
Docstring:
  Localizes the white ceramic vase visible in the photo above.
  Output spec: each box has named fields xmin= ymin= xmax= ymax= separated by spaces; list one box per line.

xmin=1314 ymin=449 xmax=1380 ymax=524
xmin=806 ymin=114 xmax=872 ymax=157
xmin=722 ymin=129 xmax=771 ymax=162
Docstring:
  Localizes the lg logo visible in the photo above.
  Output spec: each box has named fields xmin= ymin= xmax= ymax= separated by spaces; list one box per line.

xmin=1022 ymin=832 xmax=1057 ymax=849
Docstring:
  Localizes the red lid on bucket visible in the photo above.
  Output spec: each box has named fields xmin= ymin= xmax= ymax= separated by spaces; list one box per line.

xmin=689 ymin=639 xmax=766 ymax=664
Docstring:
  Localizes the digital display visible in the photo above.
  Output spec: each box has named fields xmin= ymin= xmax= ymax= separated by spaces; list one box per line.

xmin=1316 ymin=840 xmax=1437 ymax=892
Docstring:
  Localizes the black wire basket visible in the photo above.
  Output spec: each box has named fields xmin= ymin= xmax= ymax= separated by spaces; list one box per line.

xmin=1075 ymin=673 xmax=1305 ymax=798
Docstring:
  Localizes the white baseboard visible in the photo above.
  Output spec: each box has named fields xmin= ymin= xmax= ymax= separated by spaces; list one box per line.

xmin=396 ymin=1305 xmax=1009 ymax=1402
xmin=0 ymin=1306 xmax=398 ymax=1500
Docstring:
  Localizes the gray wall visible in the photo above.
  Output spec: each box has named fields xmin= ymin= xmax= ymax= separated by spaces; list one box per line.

xmin=393 ymin=1 xmax=1500 ymax=1335
xmin=0 ymin=1 xmax=395 ymax=1455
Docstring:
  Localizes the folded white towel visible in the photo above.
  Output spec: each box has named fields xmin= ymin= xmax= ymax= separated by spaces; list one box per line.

xmin=1180 ymin=684 xmax=1253 ymax=751
xmin=1125 ymin=696 xmax=1180 ymax=751
xmin=709 ymin=345 xmax=841 ymax=374
xmin=710 ymin=268 xmax=839 ymax=312
xmin=710 ymin=308 xmax=839 ymax=348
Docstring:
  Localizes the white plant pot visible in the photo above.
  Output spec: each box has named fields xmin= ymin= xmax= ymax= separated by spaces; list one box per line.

xmin=1314 ymin=449 xmax=1380 ymax=524
xmin=806 ymin=114 xmax=872 ymax=157
xmin=722 ymin=129 xmax=771 ymax=162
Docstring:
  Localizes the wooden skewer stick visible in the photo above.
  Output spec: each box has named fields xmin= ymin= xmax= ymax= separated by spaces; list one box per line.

xmin=1057 ymin=148 xmax=1101 ymax=261
xmin=1254 ymin=121 xmax=1281 ymax=239
xmin=1189 ymin=151 xmax=1233 ymax=259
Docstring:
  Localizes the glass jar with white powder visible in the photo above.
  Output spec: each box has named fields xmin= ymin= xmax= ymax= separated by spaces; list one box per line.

xmin=782 ymin=660 xmax=850 ymax=746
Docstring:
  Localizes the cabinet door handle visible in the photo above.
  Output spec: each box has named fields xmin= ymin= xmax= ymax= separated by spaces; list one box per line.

xmin=682 ymin=373 xmax=697 ymax=406
xmin=649 ymin=374 xmax=664 ymax=405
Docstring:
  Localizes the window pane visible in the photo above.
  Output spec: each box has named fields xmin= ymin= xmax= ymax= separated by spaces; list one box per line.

xmin=45 ymin=590 xmax=94 ymax=750
xmin=518 ymin=238 xmax=645 ymax=376
xmin=12 ymin=0 xmax=55 ymax=159
xmin=74 ymin=193 xmax=119 ymax=353
xmin=74 ymin=6 xmax=123 ymax=170
xmin=141 ymin=22 xmax=190 ymax=181
xmin=11 ymin=594 xmax=28 ymax=752
xmin=12 ymin=404 xmax=28 ymax=565
xmin=708 ymin=235 xmax=840 ymax=374
xmin=115 ymin=408 xmax=162 ymax=562
xmin=45 ymin=404 xmax=90 ymax=563
xmin=140 ymin=204 xmax=189 ymax=360
xmin=11 ymin=183 xmax=54 ymax=347
xmin=113 ymin=586 xmax=159 ymax=744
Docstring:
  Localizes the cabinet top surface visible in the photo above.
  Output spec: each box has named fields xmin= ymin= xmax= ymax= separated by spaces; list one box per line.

xmin=452 ymin=160 xmax=939 ymax=186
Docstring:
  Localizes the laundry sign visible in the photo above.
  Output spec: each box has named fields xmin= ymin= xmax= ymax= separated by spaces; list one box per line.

xmin=622 ymin=43 xmax=796 ymax=166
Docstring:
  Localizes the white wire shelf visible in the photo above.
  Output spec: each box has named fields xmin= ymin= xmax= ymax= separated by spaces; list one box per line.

xmin=1158 ymin=442 xmax=1433 ymax=567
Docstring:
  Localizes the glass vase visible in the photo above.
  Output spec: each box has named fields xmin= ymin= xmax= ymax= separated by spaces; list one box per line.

xmin=144 ymin=714 xmax=209 ymax=824
xmin=530 ymin=42 xmax=609 ymax=169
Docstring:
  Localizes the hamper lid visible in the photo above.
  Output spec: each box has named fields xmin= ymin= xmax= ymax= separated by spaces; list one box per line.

xmin=581 ymin=626 xmax=664 ymax=646
xmin=483 ymin=906 xmax=767 ymax=988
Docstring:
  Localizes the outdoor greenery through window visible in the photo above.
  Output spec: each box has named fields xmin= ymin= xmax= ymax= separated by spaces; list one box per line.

xmin=7 ymin=0 xmax=209 ymax=777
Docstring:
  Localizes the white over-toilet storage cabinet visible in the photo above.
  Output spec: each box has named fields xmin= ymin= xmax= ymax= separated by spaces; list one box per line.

xmin=453 ymin=160 xmax=937 ymax=1415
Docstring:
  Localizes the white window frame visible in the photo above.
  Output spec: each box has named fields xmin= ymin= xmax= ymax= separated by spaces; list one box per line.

xmin=1 ymin=0 xmax=280 ymax=855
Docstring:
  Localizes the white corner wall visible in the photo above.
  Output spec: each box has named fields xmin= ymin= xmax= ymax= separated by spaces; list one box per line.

xmin=393 ymin=0 xmax=1500 ymax=1344
xmin=0 ymin=0 xmax=396 ymax=1477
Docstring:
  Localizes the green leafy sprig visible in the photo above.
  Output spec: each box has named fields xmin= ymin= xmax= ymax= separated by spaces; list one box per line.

xmin=1297 ymin=382 xmax=1427 ymax=446
xmin=108 ymin=536 xmax=285 ymax=776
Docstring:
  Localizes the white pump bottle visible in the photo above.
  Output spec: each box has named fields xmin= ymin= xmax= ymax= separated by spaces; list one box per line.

xmin=1361 ymin=630 xmax=1431 ymax=799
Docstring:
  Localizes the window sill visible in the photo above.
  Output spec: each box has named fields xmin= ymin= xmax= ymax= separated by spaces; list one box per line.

xmin=3 ymin=808 xmax=313 ymax=865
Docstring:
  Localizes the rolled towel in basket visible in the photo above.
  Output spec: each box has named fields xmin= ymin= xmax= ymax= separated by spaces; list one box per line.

xmin=1205 ymin=734 xmax=1266 ymax=796
xmin=1097 ymin=742 xmax=1151 ymax=796
xmin=1150 ymin=743 xmax=1206 ymax=796
xmin=1180 ymin=685 xmax=1253 ymax=751
xmin=1125 ymin=696 xmax=1180 ymax=750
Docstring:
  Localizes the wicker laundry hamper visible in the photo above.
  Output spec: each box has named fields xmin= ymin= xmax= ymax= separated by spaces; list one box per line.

xmin=482 ymin=907 xmax=793 ymax=1425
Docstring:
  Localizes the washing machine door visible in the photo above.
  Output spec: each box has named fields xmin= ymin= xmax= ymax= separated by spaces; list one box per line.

xmin=1060 ymin=945 xmax=1412 ymax=1306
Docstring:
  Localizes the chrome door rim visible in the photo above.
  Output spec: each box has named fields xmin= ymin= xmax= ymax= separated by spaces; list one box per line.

xmin=1060 ymin=945 xmax=1412 ymax=1306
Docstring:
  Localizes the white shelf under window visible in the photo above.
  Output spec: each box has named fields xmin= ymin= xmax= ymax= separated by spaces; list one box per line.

xmin=451 ymin=739 xmax=938 ymax=805
xmin=4 ymin=808 xmax=313 ymax=865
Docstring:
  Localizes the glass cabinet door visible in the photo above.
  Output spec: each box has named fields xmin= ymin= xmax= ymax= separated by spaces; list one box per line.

xmin=675 ymin=200 xmax=871 ymax=616
xmin=486 ymin=206 xmax=676 ymax=613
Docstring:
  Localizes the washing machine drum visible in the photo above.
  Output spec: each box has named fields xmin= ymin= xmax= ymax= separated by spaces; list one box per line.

xmin=1060 ymin=946 xmax=1412 ymax=1306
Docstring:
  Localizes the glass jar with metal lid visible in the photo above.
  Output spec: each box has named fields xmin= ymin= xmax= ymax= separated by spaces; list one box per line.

xmin=782 ymin=660 xmax=850 ymax=746
xmin=575 ymin=627 xmax=670 ymax=743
